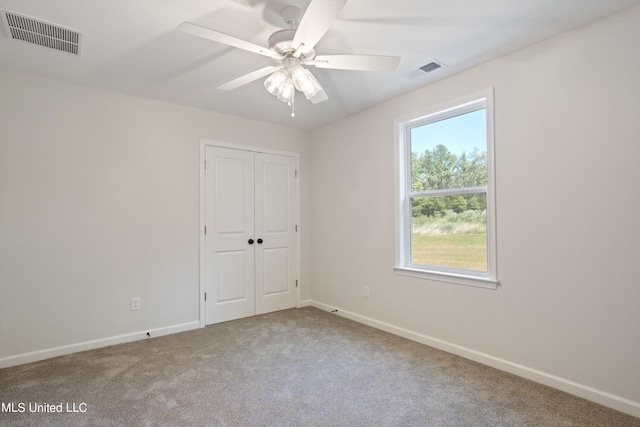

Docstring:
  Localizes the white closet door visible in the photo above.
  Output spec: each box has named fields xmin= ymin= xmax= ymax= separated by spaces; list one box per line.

xmin=205 ymin=146 xmax=255 ymax=324
xmin=254 ymin=153 xmax=298 ymax=315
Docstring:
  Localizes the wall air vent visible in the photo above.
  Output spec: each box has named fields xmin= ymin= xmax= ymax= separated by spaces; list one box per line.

xmin=0 ymin=9 xmax=81 ymax=55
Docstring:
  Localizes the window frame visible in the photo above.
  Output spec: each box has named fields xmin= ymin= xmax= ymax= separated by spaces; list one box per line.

xmin=394 ymin=89 xmax=498 ymax=289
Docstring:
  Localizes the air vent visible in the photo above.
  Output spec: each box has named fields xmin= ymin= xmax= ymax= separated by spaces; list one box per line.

xmin=403 ymin=59 xmax=446 ymax=79
xmin=419 ymin=61 xmax=444 ymax=73
xmin=0 ymin=9 xmax=81 ymax=55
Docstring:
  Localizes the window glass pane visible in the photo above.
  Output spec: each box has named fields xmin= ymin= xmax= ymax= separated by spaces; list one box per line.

xmin=411 ymin=194 xmax=487 ymax=272
xmin=410 ymin=109 xmax=487 ymax=192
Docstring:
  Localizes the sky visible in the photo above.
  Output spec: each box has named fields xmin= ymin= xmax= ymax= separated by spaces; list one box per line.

xmin=410 ymin=109 xmax=486 ymax=157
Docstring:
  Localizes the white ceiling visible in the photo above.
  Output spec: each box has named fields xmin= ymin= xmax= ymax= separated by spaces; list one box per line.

xmin=1 ymin=0 xmax=639 ymax=130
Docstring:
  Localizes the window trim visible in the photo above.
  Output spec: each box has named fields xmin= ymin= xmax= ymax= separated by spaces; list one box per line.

xmin=394 ymin=89 xmax=498 ymax=289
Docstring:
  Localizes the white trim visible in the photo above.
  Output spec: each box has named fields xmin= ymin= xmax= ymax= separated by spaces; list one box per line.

xmin=402 ymin=98 xmax=487 ymax=128
xmin=298 ymin=299 xmax=312 ymax=307
xmin=294 ymin=155 xmax=301 ymax=312
xmin=309 ymin=300 xmax=640 ymax=419
xmin=199 ymin=139 xmax=301 ymax=327
xmin=393 ymin=266 xmax=498 ymax=289
xmin=485 ymin=88 xmax=498 ymax=281
xmin=0 ymin=321 xmax=200 ymax=369
xmin=410 ymin=186 xmax=487 ymax=199
xmin=200 ymin=139 xmax=299 ymax=158
xmin=394 ymin=88 xmax=498 ymax=287
xmin=199 ymin=142 xmax=207 ymax=328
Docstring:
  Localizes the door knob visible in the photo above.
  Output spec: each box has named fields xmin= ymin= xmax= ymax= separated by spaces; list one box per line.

xmin=257 ymin=238 xmax=263 ymax=244
xmin=248 ymin=239 xmax=254 ymax=245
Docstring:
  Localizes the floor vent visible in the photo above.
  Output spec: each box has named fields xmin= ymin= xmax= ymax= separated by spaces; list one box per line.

xmin=0 ymin=9 xmax=81 ymax=55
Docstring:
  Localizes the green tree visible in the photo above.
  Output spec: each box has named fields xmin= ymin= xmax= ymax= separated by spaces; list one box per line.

xmin=412 ymin=197 xmax=447 ymax=217
xmin=428 ymin=145 xmax=457 ymax=190
xmin=411 ymin=145 xmax=488 ymax=218
xmin=411 ymin=151 xmax=427 ymax=192
xmin=450 ymin=195 xmax=468 ymax=213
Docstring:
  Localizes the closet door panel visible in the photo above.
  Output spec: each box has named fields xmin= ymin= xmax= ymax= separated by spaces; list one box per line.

xmin=254 ymin=153 xmax=298 ymax=315
xmin=205 ymin=146 xmax=255 ymax=324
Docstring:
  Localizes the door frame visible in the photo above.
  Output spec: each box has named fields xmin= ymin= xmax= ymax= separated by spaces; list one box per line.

xmin=199 ymin=139 xmax=301 ymax=328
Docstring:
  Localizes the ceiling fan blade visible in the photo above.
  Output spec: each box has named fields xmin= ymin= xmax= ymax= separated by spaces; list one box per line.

xmin=218 ymin=65 xmax=283 ymax=90
xmin=292 ymin=0 xmax=347 ymax=52
xmin=178 ymin=22 xmax=281 ymax=60
xmin=308 ymin=54 xmax=401 ymax=71
xmin=309 ymin=88 xmax=328 ymax=104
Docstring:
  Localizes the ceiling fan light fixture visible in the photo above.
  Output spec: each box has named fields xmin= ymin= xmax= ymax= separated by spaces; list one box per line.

xmin=264 ymin=70 xmax=288 ymax=96
xmin=291 ymin=66 xmax=322 ymax=99
xmin=276 ymin=80 xmax=294 ymax=104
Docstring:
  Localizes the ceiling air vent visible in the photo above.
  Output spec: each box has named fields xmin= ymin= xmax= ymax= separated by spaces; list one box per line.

xmin=419 ymin=61 xmax=444 ymax=73
xmin=0 ymin=9 xmax=81 ymax=55
xmin=403 ymin=59 xmax=446 ymax=79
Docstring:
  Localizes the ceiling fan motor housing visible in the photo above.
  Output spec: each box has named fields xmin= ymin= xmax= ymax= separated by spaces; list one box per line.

xmin=268 ymin=29 xmax=315 ymax=58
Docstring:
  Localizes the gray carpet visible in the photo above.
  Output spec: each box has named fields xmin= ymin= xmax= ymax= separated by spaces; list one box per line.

xmin=1 ymin=307 xmax=638 ymax=426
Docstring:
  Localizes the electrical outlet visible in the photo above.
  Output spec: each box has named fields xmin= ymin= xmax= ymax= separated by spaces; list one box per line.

xmin=131 ymin=297 xmax=141 ymax=311
xmin=364 ymin=286 xmax=370 ymax=298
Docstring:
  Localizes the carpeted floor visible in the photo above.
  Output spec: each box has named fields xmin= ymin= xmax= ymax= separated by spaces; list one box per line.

xmin=1 ymin=307 xmax=638 ymax=426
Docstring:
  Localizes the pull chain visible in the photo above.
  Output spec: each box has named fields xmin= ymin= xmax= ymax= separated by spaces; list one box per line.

xmin=290 ymin=90 xmax=295 ymax=117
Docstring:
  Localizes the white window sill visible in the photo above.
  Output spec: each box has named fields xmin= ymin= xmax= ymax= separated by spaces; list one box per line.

xmin=393 ymin=267 xmax=499 ymax=290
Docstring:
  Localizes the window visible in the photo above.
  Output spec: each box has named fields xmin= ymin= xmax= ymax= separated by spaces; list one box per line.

xmin=395 ymin=90 xmax=497 ymax=288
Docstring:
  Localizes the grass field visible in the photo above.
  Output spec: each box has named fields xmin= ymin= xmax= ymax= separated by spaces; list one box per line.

xmin=412 ymin=233 xmax=487 ymax=271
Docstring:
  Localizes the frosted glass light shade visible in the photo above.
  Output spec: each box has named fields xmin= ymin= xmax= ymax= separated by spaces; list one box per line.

xmin=264 ymin=70 xmax=288 ymax=95
xmin=291 ymin=66 xmax=321 ymax=99
xmin=277 ymin=81 xmax=294 ymax=104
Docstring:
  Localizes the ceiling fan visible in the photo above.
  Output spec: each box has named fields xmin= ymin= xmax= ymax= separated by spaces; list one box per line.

xmin=178 ymin=0 xmax=400 ymax=117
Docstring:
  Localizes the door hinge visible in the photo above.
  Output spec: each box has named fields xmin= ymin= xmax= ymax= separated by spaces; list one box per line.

xmin=296 ymin=280 xmax=298 ymax=288
xmin=204 ymin=226 xmax=207 ymax=235
xmin=295 ymin=169 xmax=298 ymax=178
xmin=204 ymin=292 xmax=207 ymax=301
xmin=295 ymin=224 xmax=298 ymax=232
xmin=204 ymin=160 xmax=207 ymax=169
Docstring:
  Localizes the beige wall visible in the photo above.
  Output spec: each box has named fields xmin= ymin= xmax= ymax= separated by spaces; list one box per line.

xmin=0 ymin=70 xmax=311 ymax=361
xmin=309 ymin=6 xmax=640 ymax=414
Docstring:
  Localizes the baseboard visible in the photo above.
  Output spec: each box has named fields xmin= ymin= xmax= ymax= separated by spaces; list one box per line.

xmin=0 ymin=321 xmax=200 ymax=369
xmin=298 ymin=299 xmax=312 ymax=307
xmin=310 ymin=300 xmax=640 ymax=419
